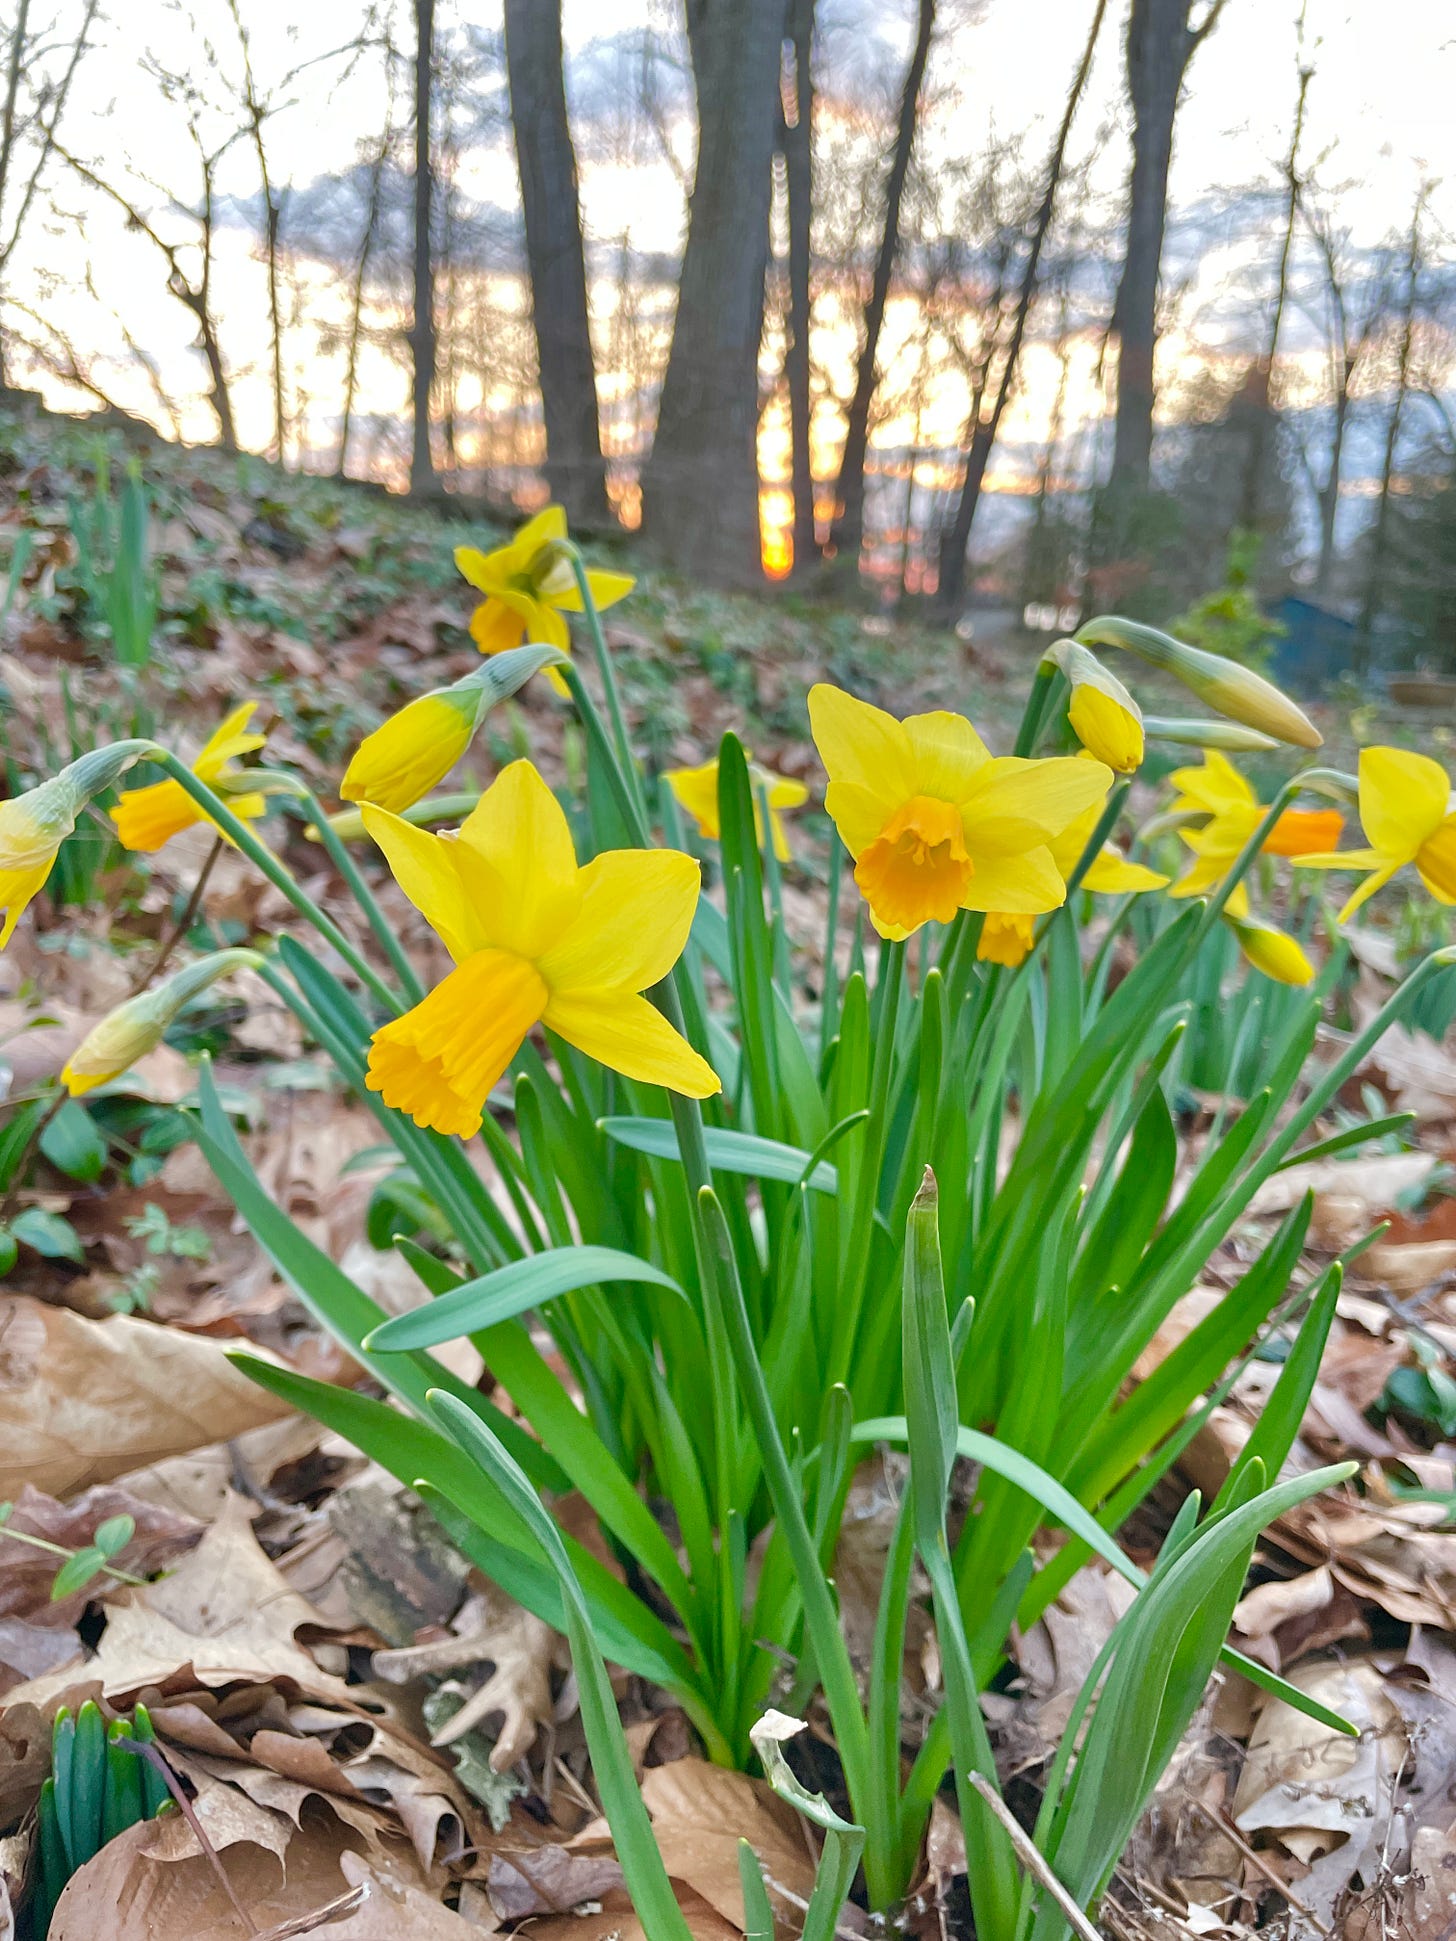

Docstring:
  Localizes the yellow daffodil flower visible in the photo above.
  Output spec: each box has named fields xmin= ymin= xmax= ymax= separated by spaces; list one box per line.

xmin=111 ymin=704 xmax=267 ymax=853
xmin=1167 ymin=752 xmax=1343 ymax=898
xmin=665 ymin=753 xmax=809 ymax=862
xmin=975 ymin=797 xmax=1168 ymax=967
xmin=0 ymin=744 xmax=147 ymax=946
xmin=1222 ymin=883 xmax=1314 ymax=986
xmin=1049 ymin=641 xmax=1144 ymax=773
xmin=62 ymin=949 xmax=263 ymax=1094
xmin=340 ymin=646 xmax=563 ymax=816
xmin=455 ymin=506 xmax=634 ymax=695
xmin=808 ymin=685 xmax=1112 ymax=941
xmin=1297 ymin=745 xmax=1456 ymax=923
xmin=361 ymin=760 xmax=719 ymax=1137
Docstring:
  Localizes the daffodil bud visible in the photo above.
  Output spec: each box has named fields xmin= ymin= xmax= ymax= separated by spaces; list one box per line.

xmin=1141 ymin=716 xmax=1280 ymax=754
xmin=1077 ymin=616 xmax=1321 ymax=751
xmin=0 ymin=741 xmax=152 ymax=946
xmin=1046 ymin=641 xmax=1144 ymax=773
xmin=62 ymin=948 xmax=264 ymax=1095
xmin=1225 ymin=912 xmax=1315 ymax=987
xmin=341 ymin=645 xmax=564 ymax=815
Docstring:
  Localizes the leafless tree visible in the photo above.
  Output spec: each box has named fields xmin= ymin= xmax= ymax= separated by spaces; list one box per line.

xmin=1107 ymin=0 xmax=1227 ymax=497
xmin=0 ymin=0 xmax=97 ymax=383
xmin=1357 ymin=182 xmax=1431 ymax=672
xmin=410 ymin=0 xmax=437 ymax=495
xmin=828 ymin=0 xmax=935 ymax=564
xmin=504 ymin=0 xmax=608 ymax=524
xmin=936 ymin=0 xmax=1107 ymax=612
xmin=642 ymin=0 xmax=789 ymax=584
xmin=778 ymin=0 xmax=815 ymax=571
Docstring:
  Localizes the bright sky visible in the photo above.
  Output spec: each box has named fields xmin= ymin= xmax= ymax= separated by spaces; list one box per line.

xmin=11 ymin=0 xmax=1452 ymax=488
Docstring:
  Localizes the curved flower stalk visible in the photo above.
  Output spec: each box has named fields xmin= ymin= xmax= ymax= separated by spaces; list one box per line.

xmin=1297 ymin=745 xmax=1456 ymax=922
xmin=341 ymin=644 xmax=565 ymax=815
xmin=111 ymin=703 xmax=271 ymax=853
xmin=456 ymin=505 xmax=634 ymax=691
xmin=362 ymin=759 xmax=720 ymax=1137
xmin=1076 ymin=614 xmax=1322 ymax=750
xmin=809 ymin=685 xmax=1112 ymax=940
xmin=0 ymin=742 xmax=151 ymax=945
xmin=665 ymin=751 xmax=808 ymax=861
xmin=63 ymin=948 xmax=265 ymax=1094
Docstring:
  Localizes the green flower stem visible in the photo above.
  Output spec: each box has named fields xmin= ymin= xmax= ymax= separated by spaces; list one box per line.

xmin=140 ymin=750 xmax=399 ymax=1013
xmin=563 ymin=543 xmax=642 ymax=808
xmin=830 ymin=939 xmax=906 ymax=1393
xmin=1013 ymin=657 xmax=1061 ymax=758
xmin=278 ymin=778 xmax=426 ymax=1005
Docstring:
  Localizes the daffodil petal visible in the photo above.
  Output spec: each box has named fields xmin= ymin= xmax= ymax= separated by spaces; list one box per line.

xmin=454 ymin=545 xmax=509 ymax=594
xmin=110 ymin=778 xmax=203 ymax=853
xmin=194 ymin=702 xmax=265 ymax=776
xmin=544 ymin=990 xmax=721 ymax=1097
xmin=469 ymin=592 xmax=533 ymax=654
xmin=515 ymin=505 xmax=568 ymax=555
xmin=367 ymin=949 xmax=548 ymax=1137
xmin=1335 ymin=859 xmax=1406 ymax=924
xmin=1417 ymin=817 xmax=1456 ymax=903
xmin=554 ymin=568 xmax=636 ymax=613
xmin=958 ymin=844 xmax=1066 ymax=915
xmin=1081 ymin=850 xmax=1168 ymax=894
xmin=457 ymin=759 xmax=581 ymax=958
xmin=809 ymin=685 xmax=913 ymax=814
xmin=360 ymin=805 xmax=486 ymax=963
xmin=1294 ymin=847 xmax=1384 ymax=871
xmin=967 ymin=756 xmax=1112 ymax=850
xmin=1168 ymin=751 xmax=1254 ymax=815
xmin=1358 ymin=745 xmax=1451 ymax=857
xmin=537 ymin=848 xmax=701 ymax=994
xmin=0 ymin=860 xmax=53 ymax=947
xmin=903 ymin=710 xmax=991 ymax=801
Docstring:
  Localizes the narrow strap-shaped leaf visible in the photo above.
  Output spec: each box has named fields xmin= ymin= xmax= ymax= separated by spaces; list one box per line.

xmin=366 ymin=1247 xmax=683 ymax=1352
xmin=600 ymin=1117 xmax=839 ymax=1192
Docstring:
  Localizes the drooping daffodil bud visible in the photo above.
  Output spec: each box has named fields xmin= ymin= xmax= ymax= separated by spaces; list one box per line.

xmin=340 ymin=645 xmax=565 ymax=816
xmin=1076 ymin=615 xmax=1322 ymax=751
xmin=1046 ymin=640 xmax=1144 ymax=774
xmin=1222 ymin=884 xmax=1314 ymax=987
xmin=61 ymin=948 xmax=265 ymax=1095
xmin=0 ymin=741 xmax=151 ymax=946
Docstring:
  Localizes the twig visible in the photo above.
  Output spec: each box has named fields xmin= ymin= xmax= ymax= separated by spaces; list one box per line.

xmin=123 ymin=1739 xmax=261 ymax=1937
xmin=131 ymin=832 xmax=224 ymax=993
xmin=1189 ymin=1800 xmax=1333 ymax=1937
xmin=255 ymin=1885 xmax=367 ymax=1939
xmin=966 ymin=1771 xmax=1102 ymax=1941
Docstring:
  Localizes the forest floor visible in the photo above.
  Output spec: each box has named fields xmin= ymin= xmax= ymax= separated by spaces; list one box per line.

xmin=1 ymin=399 xmax=1456 ymax=1940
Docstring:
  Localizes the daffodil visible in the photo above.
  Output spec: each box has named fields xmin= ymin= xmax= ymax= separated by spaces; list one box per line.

xmin=361 ymin=760 xmax=719 ymax=1137
xmin=1078 ymin=615 xmax=1322 ymax=749
xmin=1222 ymin=883 xmax=1314 ymax=986
xmin=1166 ymin=752 xmax=1343 ymax=898
xmin=809 ymin=685 xmax=1112 ymax=941
xmin=111 ymin=704 xmax=267 ymax=854
xmin=62 ymin=949 xmax=263 ymax=1095
xmin=1297 ymin=745 xmax=1456 ymax=922
xmin=665 ymin=753 xmax=808 ymax=862
xmin=975 ymin=796 xmax=1168 ymax=967
xmin=340 ymin=646 xmax=563 ymax=816
xmin=1048 ymin=641 xmax=1144 ymax=773
xmin=0 ymin=744 xmax=147 ymax=946
xmin=455 ymin=506 xmax=634 ymax=695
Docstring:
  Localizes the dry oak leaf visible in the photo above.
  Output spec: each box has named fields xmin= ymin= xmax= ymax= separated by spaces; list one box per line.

xmin=48 ymin=1781 xmax=480 ymax=1941
xmin=642 ymin=1756 xmax=818 ymax=1935
xmin=4 ymin=1493 xmax=354 ymax=1712
xmin=0 ymin=1296 xmax=291 ymax=1499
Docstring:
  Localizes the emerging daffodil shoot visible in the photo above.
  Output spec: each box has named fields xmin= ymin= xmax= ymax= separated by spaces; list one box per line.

xmin=363 ymin=760 xmax=720 ymax=1137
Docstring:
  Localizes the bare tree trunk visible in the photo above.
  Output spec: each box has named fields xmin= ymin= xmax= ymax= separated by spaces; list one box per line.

xmin=227 ymin=0 xmax=286 ymax=463
xmin=780 ymin=0 xmax=815 ymax=572
xmin=641 ymin=0 xmax=788 ymax=584
xmin=936 ymin=0 xmax=1106 ymax=612
xmin=1237 ymin=59 xmax=1309 ymax=535
xmin=410 ymin=0 xmax=437 ymax=496
xmin=1313 ymin=382 xmax=1347 ymax=597
xmin=0 ymin=0 xmax=30 ymax=386
xmin=829 ymin=0 xmax=935 ymax=564
xmin=1108 ymin=0 xmax=1226 ymax=496
xmin=504 ymin=0 xmax=608 ymax=524
xmin=1357 ymin=188 xmax=1427 ymax=676
xmin=337 ymin=128 xmax=389 ymax=478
